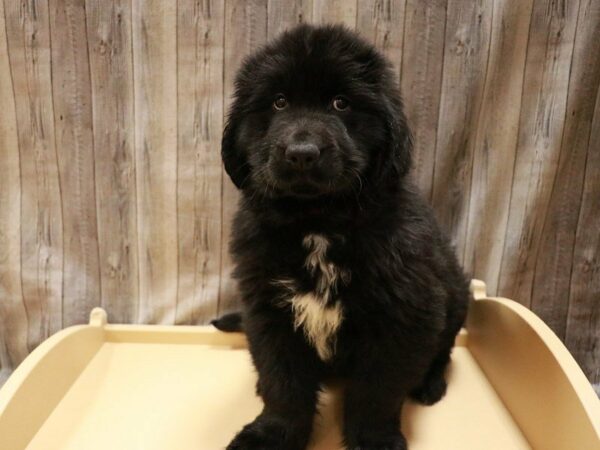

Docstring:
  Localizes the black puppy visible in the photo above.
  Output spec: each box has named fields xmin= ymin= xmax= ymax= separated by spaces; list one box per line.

xmin=215 ymin=24 xmax=470 ymax=450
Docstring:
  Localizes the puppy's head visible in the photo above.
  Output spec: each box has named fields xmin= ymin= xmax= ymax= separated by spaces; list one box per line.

xmin=223 ymin=24 xmax=412 ymax=199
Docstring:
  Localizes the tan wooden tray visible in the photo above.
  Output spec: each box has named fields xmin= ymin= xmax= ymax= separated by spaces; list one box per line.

xmin=0 ymin=280 xmax=598 ymax=450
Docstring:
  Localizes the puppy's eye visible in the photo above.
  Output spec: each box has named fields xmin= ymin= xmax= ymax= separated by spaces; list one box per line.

xmin=273 ymin=95 xmax=288 ymax=110
xmin=332 ymin=96 xmax=349 ymax=111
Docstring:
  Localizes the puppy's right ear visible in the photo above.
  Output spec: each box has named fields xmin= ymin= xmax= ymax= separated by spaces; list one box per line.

xmin=221 ymin=116 xmax=250 ymax=189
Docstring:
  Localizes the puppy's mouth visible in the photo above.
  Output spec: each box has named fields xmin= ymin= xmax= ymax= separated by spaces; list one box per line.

xmin=258 ymin=164 xmax=336 ymax=199
xmin=259 ymin=165 xmax=361 ymax=200
xmin=287 ymin=181 xmax=324 ymax=198
xmin=265 ymin=176 xmax=330 ymax=199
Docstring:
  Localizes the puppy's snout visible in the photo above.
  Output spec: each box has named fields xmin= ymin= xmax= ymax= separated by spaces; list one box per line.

xmin=285 ymin=143 xmax=320 ymax=170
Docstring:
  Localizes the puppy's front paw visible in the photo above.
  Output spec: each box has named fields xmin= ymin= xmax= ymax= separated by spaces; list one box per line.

xmin=227 ymin=416 xmax=306 ymax=450
xmin=227 ymin=420 xmax=282 ymax=450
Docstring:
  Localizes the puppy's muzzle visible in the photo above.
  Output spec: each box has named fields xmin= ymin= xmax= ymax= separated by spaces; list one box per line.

xmin=285 ymin=142 xmax=320 ymax=170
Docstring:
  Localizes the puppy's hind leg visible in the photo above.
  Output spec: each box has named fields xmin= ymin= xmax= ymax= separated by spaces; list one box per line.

xmin=410 ymin=301 xmax=466 ymax=406
xmin=408 ymin=348 xmax=450 ymax=406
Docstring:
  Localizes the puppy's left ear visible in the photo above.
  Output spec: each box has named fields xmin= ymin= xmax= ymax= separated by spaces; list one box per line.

xmin=379 ymin=95 xmax=413 ymax=180
xmin=221 ymin=115 xmax=249 ymax=189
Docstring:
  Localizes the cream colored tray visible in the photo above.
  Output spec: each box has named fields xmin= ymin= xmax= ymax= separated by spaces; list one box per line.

xmin=0 ymin=281 xmax=599 ymax=450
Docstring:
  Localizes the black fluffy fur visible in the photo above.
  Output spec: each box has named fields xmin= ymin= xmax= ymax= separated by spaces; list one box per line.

xmin=217 ymin=24 xmax=470 ymax=450
xmin=211 ymin=312 xmax=244 ymax=332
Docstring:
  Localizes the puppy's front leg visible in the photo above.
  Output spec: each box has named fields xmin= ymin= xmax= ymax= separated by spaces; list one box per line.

xmin=227 ymin=321 xmax=321 ymax=450
xmin=343 ymin=369 xmax=410 ymax=450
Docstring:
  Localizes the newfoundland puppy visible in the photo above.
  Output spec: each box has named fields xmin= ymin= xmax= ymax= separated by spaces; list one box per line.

xmin=214 ymin=24 xmax=470 ymax=450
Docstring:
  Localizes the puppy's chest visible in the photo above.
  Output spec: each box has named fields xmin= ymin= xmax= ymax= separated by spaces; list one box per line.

xmin=275 ymin=233 xmax=351 ymax=361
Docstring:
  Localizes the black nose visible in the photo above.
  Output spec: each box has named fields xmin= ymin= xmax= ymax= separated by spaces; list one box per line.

xmin=285 ymin=143 xmax=320 ymax=170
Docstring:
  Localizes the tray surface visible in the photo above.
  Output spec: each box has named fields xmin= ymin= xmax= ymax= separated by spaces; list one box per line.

xmin=25 ymin=338 xmax=527 ymax=450
xmin=2 ymin=281 xmax=599 ymax=450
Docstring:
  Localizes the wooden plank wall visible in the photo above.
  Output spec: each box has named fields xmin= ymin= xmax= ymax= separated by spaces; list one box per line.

xmin=0 ymin=0 xmax=598 ymax=384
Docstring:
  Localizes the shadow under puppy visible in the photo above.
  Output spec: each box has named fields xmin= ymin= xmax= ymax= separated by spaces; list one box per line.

xmin=214 ymin=24 xmax=470 ymax=450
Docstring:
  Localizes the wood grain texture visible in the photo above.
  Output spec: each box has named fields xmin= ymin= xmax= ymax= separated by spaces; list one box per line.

xmin=565 ymin=76 xmax=600 ymax=383
xmin=49 ymin=0 xmax=101 ymax=327
xmin=132 ymin=0 xmax=178 ymax=324
xmin=401 ymin=0 xmax=447 ymax=202
xmin=356 ymin=0 xmax=405 ymax=74
xmin=85 ymin=0 xmax=139 ymax=324
xmin=0 ymin=0 xmax=599 ymax=383
xmin=312 ymin=0 xmax=357 ymax=27
xmin=0 ymin=0 xmax=28 ymax=384
xmin=268 ymin=0 xmax=312 ymax=36
xmin=218 ymin=0 xmax=268 ymax=315
xmin=463 ymin=0 xmax=535 ymax=294
xmin=3 ymin=0 xmax=64 ymax=348
xmin=431 ymin=0 xmax=491 ymax=263
xmin=498 ymin=0 xmax=580 ymax=307
xmin=176 ymin=0 xmax=224 ymax=324
xmin=530 ymin=0 xmax=600 ymax=338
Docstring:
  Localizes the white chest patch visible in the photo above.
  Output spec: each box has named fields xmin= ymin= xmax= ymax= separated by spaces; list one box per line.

xmin=290 ymin=293 xmax=343 ymax=361
xmin=277 ymin=234 xmax=347 ymax=361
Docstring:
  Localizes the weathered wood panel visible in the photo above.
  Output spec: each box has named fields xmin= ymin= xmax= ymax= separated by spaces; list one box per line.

xmin=356 ymin=0 xmax=405 ymax=75
xmin=566 ymin=76 xmax=600 ymax=383
xmin=268 ymin=0 xmax=312 ymax=36
xmin=498 ymin=0 xmax=580 ymax=308
xmin=132 ymin=0 xmax=178 ymax=324
xmin=3 ymin=0 xmax=64 ymax=348
xmin=49 ymin=0 xmax=101 ymax=327
xmin=530 ymin=0 xmax=600 ymax=338
xmin=176 ymin=0 xmax=225 ymax=324
xmin=0 ymin=0 xmax=598 ymax=383
xmin=463 ymin=0 xmax=535 ymax=294
xmin=401 ymin=0 xmax=447 ymax=201
xmin=431 ymin=0 xmax=491 ymax=263
xmin=0 ymin=0 xmax=28 ymax=385
xmin=313 ymin=0 xmax=357 ymax=27
xmin=85 ymin=0 xmax=139 ymax=323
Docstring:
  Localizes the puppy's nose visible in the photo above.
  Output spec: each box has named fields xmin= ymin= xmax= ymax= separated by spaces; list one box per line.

xmin=285 ymin=143 xmax=320 ymax=170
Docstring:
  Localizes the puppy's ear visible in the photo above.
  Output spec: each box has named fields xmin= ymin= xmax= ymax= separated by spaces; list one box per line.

xmin=221 ymin=116 xmax=250 ymax=189
xmin=376 ymin=95 xmax=413 ymax=181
